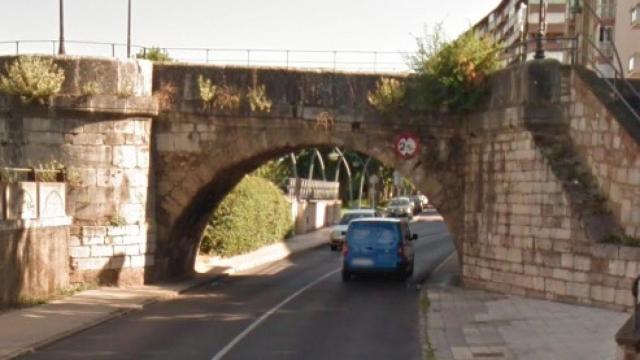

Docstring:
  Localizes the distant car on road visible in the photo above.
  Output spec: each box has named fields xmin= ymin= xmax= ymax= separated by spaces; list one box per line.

xmin=408 ymin=195 xmax=423 ymax=214
xmin=329 ymin=209 xmax=376 ymax=251
xmin=342 ymin=218 xmax=416 ymax=281
xmin=386 ymin=197 xmax=414 ymax=219
xmin=417 ymin=194 xmax=430 ymax=209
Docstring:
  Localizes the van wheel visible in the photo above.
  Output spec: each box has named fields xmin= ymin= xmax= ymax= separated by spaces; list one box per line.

xmin=342 ymin=271 xmax=352 ymax=282
xmin=330 ymin=245 xmax=337 ymax=251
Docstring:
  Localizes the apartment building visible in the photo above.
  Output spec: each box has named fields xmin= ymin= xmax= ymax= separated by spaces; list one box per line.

xmin=614 ymin=0 xmax=640 ymax=78
xmin=474 ymin=0 xmax=639 ymax=78
xmin=473 ymin=0 xmax=573 ymax=64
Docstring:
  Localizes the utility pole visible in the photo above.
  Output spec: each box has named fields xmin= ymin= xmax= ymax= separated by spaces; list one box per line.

xmin=58 ymin=0 xmax=65 ymax=55
xmin=127 ymin=0 xmax=132 ymax=58
xmin=534 ymin=0 xmax=547 ymax=59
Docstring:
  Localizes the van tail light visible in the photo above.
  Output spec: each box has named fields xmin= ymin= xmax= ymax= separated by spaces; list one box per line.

xmin=342 ymin=242 xmax=349 ymax=257
xmin=397 ymin=244 xmax=406 ymax=259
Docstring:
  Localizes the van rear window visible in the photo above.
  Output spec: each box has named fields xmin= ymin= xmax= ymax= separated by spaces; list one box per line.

xmin=348 ymin=222 xmax=400 ymax=245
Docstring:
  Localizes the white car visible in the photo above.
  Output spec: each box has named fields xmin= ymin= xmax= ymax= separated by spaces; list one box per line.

xmin=329 ymin=209 xmax=376 ymax=251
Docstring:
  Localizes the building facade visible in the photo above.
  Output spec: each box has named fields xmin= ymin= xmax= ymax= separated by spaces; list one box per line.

xmin=474 ymin=0 xmax=639 ymax=78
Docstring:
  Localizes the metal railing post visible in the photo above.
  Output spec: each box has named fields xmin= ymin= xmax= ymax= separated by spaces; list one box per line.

xmin=286 ymin=50 xmax=289 ymax=69
xmin=373 ymin=51 xmax=377 ymax=73
xmin=332 ymin=51 xmax=337 ymax=71
xmin=15 ymin=41 xmax=19 ymax=55
xmin=247 ymin=49 xmax=251 ymax=66
xmin=205 ymin=49 xmax=209 ymax=64
xmin=111 ymin=43 xmax=115 ymax=58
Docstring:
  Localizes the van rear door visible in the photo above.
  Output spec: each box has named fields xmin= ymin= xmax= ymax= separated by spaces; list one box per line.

xmin=346 ymin=222 xmax=400 ymax=269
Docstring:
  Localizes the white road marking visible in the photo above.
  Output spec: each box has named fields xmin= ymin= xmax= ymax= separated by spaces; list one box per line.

xmin=210 ymin=267 xmax=341 ymax=360
xmin=432 ymin=252 xmax=456 ymax=274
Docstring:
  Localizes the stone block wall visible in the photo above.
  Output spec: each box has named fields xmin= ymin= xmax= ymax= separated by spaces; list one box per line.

xmin=68 ymin=224 xmax=153 ymax=286
xmin=0 ymin=56 xmax=158 ymax=286
xmin=568 ymin=70 xmax=640 ymax=238
xmin=461 ymin=62 xmax=640 ymax=311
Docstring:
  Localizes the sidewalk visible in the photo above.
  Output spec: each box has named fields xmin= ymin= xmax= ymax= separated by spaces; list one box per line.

xmin=422 ymin=254 xmax=629 ymax=360
xmin=0 ymin=228 xmax=330 ymax=359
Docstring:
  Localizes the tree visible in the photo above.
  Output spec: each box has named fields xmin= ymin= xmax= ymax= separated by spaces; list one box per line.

xmin=406 ymin=25 xmax=502 ymax=112
xmin=136 ymin=47 xmax=172 ymax=62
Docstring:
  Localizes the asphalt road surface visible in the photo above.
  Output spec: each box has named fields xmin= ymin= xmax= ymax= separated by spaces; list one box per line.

xmin=22 ymin=210 xmax=455 ymax=360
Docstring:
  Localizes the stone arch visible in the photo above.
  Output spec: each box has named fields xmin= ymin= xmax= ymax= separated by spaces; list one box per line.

xmin=152 ymin=116 xmax=466 ymax=280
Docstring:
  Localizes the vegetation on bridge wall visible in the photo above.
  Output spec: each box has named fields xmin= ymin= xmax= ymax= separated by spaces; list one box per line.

xmin=367 ymin=27 xmax=501 ymax=113
xmin=200 ymin=175 xmax=293 ymax=257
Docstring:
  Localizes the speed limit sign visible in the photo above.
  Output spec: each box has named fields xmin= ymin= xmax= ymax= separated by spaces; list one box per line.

xmin=394 ymin=132 xmax=420 ymax=159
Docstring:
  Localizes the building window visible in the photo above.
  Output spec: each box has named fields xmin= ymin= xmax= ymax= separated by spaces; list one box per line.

xmin=632 ymin=5 xmax=640 ymax=27
xmin=599 ymin=26 xmax=613 ymax=42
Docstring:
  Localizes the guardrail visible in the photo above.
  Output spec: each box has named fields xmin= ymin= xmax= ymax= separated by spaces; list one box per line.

xmin=287 ymin=178 xmax=339 ymax=200
xmin=0 ymin=40 xmax=412 ymax=73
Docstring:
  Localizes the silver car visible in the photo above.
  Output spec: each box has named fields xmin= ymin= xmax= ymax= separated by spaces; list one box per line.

xmin=329 ymin=209 xmax=376 ymax=250
xmin=386 ymin=197 xmax=414 ymax=219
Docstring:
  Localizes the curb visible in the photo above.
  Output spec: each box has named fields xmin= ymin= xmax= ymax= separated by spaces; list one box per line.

xmin=4 ymin=236 xmax=329 ymax=359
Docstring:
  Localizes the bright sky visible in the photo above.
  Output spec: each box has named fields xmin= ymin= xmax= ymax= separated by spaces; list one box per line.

xmin=0 ymin=0 xmax=499 ymax=72
xmin=0 ymin=1 xmax=498 ymax=70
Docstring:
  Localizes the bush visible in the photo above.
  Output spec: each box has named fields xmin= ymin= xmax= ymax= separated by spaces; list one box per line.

xmin=200 ymin=175 xmax=293 ymax=257
xmin=247 ymin=84 xmax=272 ymax=112
xmin=367 ymin=77 xmax=405 ymax=113
xmin=197 ymin=75 xmax=241 ymax=112
xmin=135 ymin=47 xmax=172 ymax=62
xmin=0 ymin=56 xmax=65 ymax=104
xmin=407 ymin=26 xmax=501 ymax=112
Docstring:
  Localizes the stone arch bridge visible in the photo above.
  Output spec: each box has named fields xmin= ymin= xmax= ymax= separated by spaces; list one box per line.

xmin=1 ymin=56 xmax=640 ymax=310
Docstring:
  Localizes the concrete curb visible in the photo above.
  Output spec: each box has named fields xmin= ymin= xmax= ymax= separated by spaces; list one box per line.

xmin=2 ymin=233 xmax=329 ymax=359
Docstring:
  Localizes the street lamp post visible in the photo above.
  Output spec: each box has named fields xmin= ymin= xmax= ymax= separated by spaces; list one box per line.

xmin=58 ymin=0 xmax=65 ymax=55
xmin=328 ymin=148 xmax=354 ymax=207
xmin=534 ymin=0 xmax=547 ymax=59
xmin=127 ymin=0 xmax=132 ymax=58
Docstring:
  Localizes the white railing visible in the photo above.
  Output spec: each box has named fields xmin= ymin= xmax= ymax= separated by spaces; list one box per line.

xmin=0 ymin=40 xmax=412 ymax=73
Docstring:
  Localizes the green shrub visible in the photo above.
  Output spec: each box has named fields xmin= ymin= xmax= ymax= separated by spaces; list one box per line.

xmin=136 ymin=47 xmax=172 ymax=62
xmin=252 ymin=159 xmax=291 ymax=187
xmin=200 ymin=175 xmax=293 ymax=257
xmin=247 ymin=84 xmax=272 ymax=112
xmin=367 ymin=77 xmax=405 ymax=113
xmin=0 ymin=56 xmax=65 ymax=104
xmin=81 ymin=81 xmax=101 ymax=96
xmin=197 ymin=75 xmax=241 ymax=112
xmin=407 ymin=26 xmax=501 ymax=112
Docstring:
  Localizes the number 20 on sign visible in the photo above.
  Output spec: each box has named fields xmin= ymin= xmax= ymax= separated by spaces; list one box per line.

xmin=394 ymin=132 xmax=420 ymax=159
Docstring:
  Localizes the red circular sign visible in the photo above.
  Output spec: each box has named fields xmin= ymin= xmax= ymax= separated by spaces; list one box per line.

xmin=394 ymin=132 xmax=420 ymax=159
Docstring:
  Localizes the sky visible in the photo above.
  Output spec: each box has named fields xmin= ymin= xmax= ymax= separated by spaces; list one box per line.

xmin=0 ymin=0 xmax=499 ymax=70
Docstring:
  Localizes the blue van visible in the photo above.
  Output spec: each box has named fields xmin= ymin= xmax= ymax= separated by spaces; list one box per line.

xmin=342 ymin=218 xmax=416 ymax=281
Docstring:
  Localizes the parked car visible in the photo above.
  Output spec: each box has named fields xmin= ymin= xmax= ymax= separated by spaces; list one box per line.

xmin=342 ymin=218 xmax=416 ymax=281
xmin=417 ymin=194 xmax=430 ymax=209
xmin=408 ymin=195 xmax=423 ymax=214
xmin=329 ymin=209 xmax=376 ymax=250
xmin=386 ymin=197 xmax=414 ymax=219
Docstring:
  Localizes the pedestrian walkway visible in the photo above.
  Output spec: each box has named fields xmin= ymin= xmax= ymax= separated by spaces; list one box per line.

xmin=0 ymin=228 xmax=330 ymax=359
xmin=422 ymin=254 xmax=629 ymax=360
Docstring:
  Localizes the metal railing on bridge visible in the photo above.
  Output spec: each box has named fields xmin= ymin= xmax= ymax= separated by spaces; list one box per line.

xmin=287 ymin=178 xmax=340 ymax=200
xmin=0 ymin=40 xmax=412 ymax=73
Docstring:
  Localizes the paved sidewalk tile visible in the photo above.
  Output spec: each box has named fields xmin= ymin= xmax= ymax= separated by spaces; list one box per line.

xmin=422 ymin=255 xmax=629 ymax=360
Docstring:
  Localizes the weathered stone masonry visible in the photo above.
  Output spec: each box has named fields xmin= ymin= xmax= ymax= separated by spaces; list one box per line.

xmin=462 ymin=62 xmax=640 ymax=310
xmin=0 ymin=57 xmax=158 ymax=290
xmin=1 ymin=56 xmax=640 ymax=313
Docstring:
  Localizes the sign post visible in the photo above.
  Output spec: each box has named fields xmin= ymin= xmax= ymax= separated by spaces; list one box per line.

xmin=369 ymin=174 xmax=379 ymax=210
